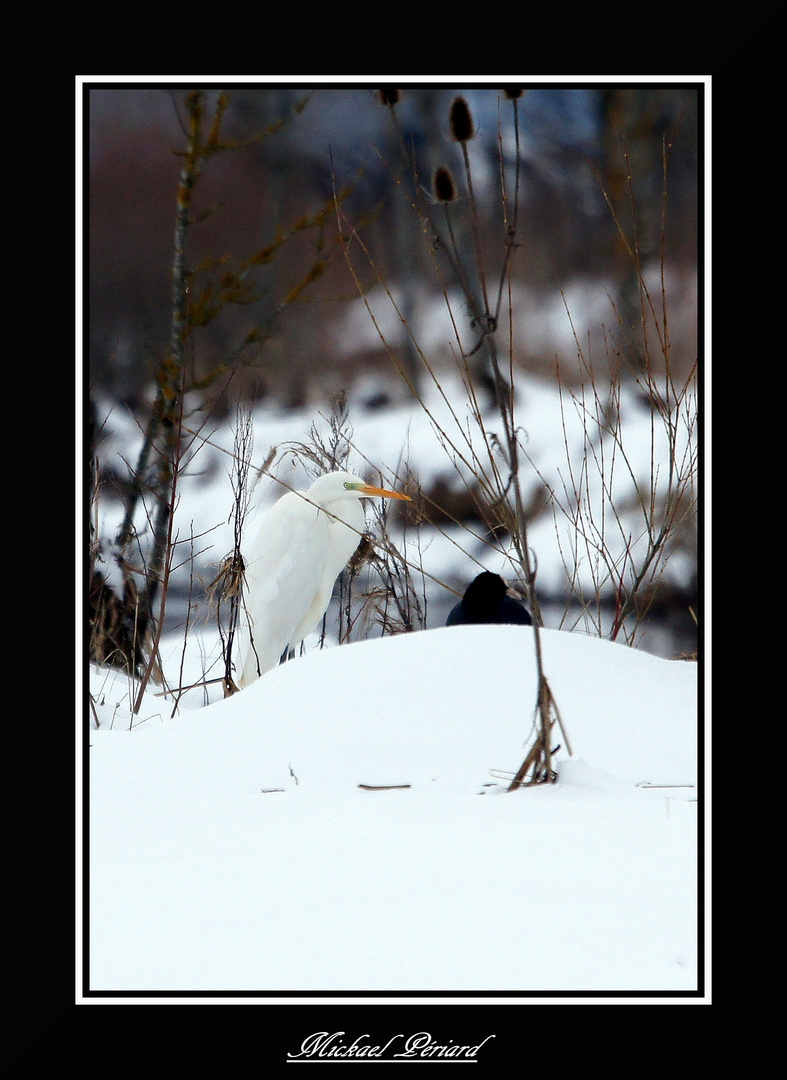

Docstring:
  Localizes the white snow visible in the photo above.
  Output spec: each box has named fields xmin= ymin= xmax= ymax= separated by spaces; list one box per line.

xmin=84 ymin=620 xmax=702 ymax=999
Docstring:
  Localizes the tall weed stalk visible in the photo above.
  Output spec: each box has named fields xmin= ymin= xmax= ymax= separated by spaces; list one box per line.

xmin=341 ymin=90 xmax=567 ymax=787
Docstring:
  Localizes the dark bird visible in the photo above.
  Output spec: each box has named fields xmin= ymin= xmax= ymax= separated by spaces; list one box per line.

xmin=446 ymin=572 xmax=532 ymax=627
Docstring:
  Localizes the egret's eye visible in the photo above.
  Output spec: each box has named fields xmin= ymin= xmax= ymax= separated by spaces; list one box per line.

xmin=343 ymin=482 xmax=351 ymax=490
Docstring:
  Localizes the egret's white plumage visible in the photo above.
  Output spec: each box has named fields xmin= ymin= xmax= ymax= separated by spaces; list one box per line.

xmin=236 ymin=470 xmax=410 ymax=687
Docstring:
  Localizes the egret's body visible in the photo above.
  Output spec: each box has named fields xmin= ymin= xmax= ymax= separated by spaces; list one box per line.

xmin=237 ymin=471 xmax=410 ymax=686
xmin=446 ymin=571 xmax=532 ymax=627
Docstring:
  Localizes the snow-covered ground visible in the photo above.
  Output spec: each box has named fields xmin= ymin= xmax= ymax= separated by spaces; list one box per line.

xmin=85 ymin=617 xmax=701 ymax=998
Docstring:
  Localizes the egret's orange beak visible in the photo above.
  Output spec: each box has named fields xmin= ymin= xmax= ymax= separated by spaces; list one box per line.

xmin=361 ymin=484 xmax=411 ymax=501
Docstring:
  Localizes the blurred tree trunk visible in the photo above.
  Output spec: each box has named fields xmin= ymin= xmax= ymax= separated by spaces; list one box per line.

xmin=115 ymin=91 xmax=223 ymax=653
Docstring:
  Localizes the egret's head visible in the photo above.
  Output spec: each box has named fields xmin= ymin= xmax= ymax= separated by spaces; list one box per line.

xmin=310 ymin=471 xmax=410 ymax=503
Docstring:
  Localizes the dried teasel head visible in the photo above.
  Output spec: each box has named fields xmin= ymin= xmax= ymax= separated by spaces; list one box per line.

xmin=432 ymin=165 xmax=457 ymax=203
xmin=449 ymin=96 xmax=475 ymax=142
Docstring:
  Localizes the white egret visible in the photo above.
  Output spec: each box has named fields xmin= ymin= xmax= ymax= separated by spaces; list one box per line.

xmin=236 ymin=470 xmax=411 ymax=686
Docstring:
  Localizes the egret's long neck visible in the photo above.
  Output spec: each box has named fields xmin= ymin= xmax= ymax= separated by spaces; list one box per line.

xmin=327 ymin=498 xmax=366 ymax=533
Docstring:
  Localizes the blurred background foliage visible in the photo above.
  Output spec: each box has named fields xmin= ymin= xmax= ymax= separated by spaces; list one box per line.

xmin=88 ymin=84 xmax=699 ymax=415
